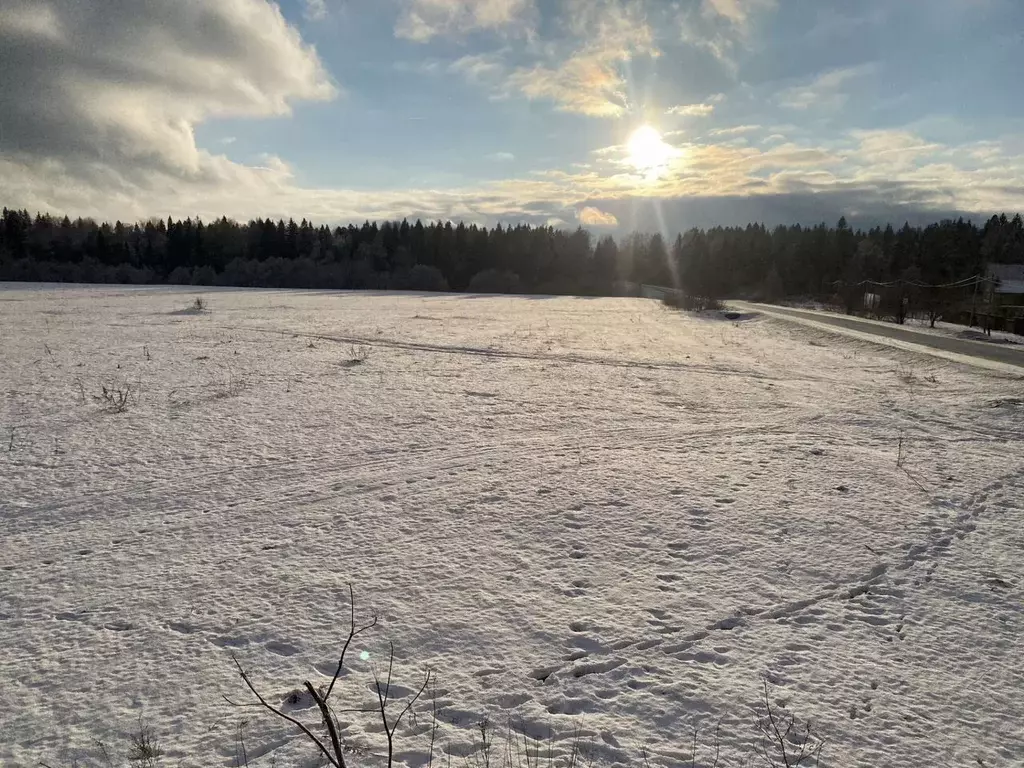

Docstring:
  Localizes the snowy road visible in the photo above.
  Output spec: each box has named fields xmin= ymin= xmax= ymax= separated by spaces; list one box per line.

xmin=733 ymin=301 xmax=1024 ymax=370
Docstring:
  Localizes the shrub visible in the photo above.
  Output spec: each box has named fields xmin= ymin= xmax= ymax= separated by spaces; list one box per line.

xmin=191 ymin=265 xmax=217 ymax=286
xmin=662 ymin=293 xmax=722 ymax=311
xmin=166 ymin=266 xmax=192 ymax=285
xmin=406 ymin=264 xmax=449 ymax=292
xmin=468 ymin=268 xmax=523 ymax=294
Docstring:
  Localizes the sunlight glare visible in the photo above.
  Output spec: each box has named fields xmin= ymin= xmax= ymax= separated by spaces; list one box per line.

xmin=626 ymin=125 xmax=677 ymax=178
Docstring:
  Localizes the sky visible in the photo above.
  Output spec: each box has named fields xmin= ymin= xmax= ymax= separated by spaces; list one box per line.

xmin=1 ymin=0 xmax=1023 ymax=233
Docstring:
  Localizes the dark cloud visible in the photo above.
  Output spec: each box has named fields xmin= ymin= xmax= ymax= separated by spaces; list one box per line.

xmin=595 ymin=188 xmax=990 ymax=234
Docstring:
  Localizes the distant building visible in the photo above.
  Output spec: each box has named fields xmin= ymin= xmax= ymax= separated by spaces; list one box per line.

xmin=987 ymin=263 xmax=1024 ymax=301
xmin=982 ymin=263 xmax=1024 ymax=333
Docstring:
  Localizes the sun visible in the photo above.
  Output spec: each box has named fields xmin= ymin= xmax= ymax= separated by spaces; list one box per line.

xmin=626 ymin=125 xmax=676 ymax=178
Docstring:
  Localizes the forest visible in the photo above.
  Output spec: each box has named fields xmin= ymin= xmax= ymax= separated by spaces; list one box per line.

xmin=1 ymin=207 xmax=1023 ymax=311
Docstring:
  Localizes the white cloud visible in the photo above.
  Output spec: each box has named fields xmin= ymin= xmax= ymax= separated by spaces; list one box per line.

xmin=667 ymin=102 xmax=717 ymax=117
xmin=449 ymin=53 xmax=507 ymax=82
xmin=701 ymin=0 xmax=776 ymax=27
xmin=0 ymin=2 xmax=63 ymax=41
xmin=708 ymin=124 xmax=760 ymax=136
xmin=487 ymin=151 xmax=516 ymax=161
xmin=678 ymin=0 xmax=777 ymax=69
xmin=504 ymin=0 xmax=657 ymax=117
xmin=303 ymin=0 xmax=328 ymax=21
xmin=0 ymin=0 xmax=335 ymax=187
xmin=778 ymin=64 xmax=877 ymax=111
xmin=4 ymin=126 xmax=1023 ymax=230
xmin=395 ymin=0 xmax=534 ymax=42
xmin=578 ymin=206 xmax=619 ymax=227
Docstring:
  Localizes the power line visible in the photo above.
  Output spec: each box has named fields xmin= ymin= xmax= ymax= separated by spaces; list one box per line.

xmin=831 ymin=274 xmax=997 ymax=290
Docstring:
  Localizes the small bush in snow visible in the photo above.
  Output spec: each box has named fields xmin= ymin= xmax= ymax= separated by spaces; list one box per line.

xmin=662 ymin=293 xmax=723 ymax=312
xmin=468 ymin=268 xmax=523 ymax=294
xmin=342 ymin=344 xmax=371 ymax=366
xmin=94 ymin=384 xmax=136 ymax=413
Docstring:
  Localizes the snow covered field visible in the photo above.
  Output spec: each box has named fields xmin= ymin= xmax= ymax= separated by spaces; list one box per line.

xmin=1 ymin=284 xmax=1022 ymax=768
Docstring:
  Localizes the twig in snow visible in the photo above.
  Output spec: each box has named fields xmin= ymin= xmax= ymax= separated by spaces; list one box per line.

xmin=373 ymin=642 xmax=432 ymax=768
xmin=234 ymin=719 xmax=250 ymax=768
xmin=754 ymin=679 xmax=824 ymax=767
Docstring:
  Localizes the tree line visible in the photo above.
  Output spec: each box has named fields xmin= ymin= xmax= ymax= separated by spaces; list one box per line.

xmin=1 ymin=208 xmax=1022 ymax=307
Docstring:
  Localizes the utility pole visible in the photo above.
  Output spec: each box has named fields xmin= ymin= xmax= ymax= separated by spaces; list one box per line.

xmin=969 ymin=273 xmax=981 ymax=328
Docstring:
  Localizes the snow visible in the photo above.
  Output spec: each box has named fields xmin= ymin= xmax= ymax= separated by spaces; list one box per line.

xmin=2 ymin=283 xmax=1023 ymax=767
xmin=780 ymin=300 xmax=1024 ymax=346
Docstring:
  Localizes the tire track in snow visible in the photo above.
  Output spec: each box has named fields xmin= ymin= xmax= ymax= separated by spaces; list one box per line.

xmin=5 ymin=415 xmax=810 ymax=539
xmin=217 ymin=324 xmax=767 ymax=378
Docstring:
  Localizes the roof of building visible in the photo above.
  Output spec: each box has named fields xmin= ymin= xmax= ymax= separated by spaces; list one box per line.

xmin=996 ymin=280 xmax=1024 ymax=295
xmin=987 ymin=263 xmax=1024 ymax=294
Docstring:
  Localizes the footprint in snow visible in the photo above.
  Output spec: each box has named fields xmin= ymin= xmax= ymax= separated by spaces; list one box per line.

xmin=265 ymin=640 xmax=301 ymax=657
xmin=366 ymin=681 xmax=415 ymax=698
xmin=211 ymin=635 xmax=249 ymax=649
xmin=495 ymin=692 xmax=530 ymax=709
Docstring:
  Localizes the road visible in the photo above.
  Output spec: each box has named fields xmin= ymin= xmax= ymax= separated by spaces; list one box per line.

xmin=732 ymin=302 xmax=1024 ymax=370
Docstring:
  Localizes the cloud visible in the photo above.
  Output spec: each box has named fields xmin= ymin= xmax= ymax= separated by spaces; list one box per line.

xmin=2 ymin=1 xmax=1021 ymax=233
xmin=487 ymin=151 xmax=516 ymax=162
xmin=851 ymin=129 xmax=943 ymax=165
xmin=4 ymin=127 xmax=1023 ymax=231
xmin=395 ymin=0 xmax=534 ymax=42
xmin=0 ymin=2 xmax=63 ymax=40
xmin=449 ymin=53 xmax=506 ymax=82
xmin=578 ymin=206 xmax=620 ymax=227
xmin=303 ymin=0 xmax=328 ymax=21
xmin=778 ymin=64 xmax=876 ymax=110
xmin=504 ymin=0 xmax=657 ymax=117
xmin=707 ymin=124 xmax=760 ymax=137
xmin=666 ymin=102 xmax=717 ymax=117
xmin=0 ymin=0 xmax=335 ymax=188
xmin=679 ymin=0 xmax=777 ymax=69
xmin=701 ymin=0 xmax=776 ymax=27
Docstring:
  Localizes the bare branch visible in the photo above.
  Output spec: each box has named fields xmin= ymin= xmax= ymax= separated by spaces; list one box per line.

xmin=230 ymin=654 xmax=339 ymax=768
xmin=304 ymin=681 xmax=348 ymax=768
xmin=324 ymin=583 xmax=378 ymax=702
xmin=383 ymin=641 xmax=396 ymax=710
xmin=392 ymin=667 xmax=432 ymax=734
